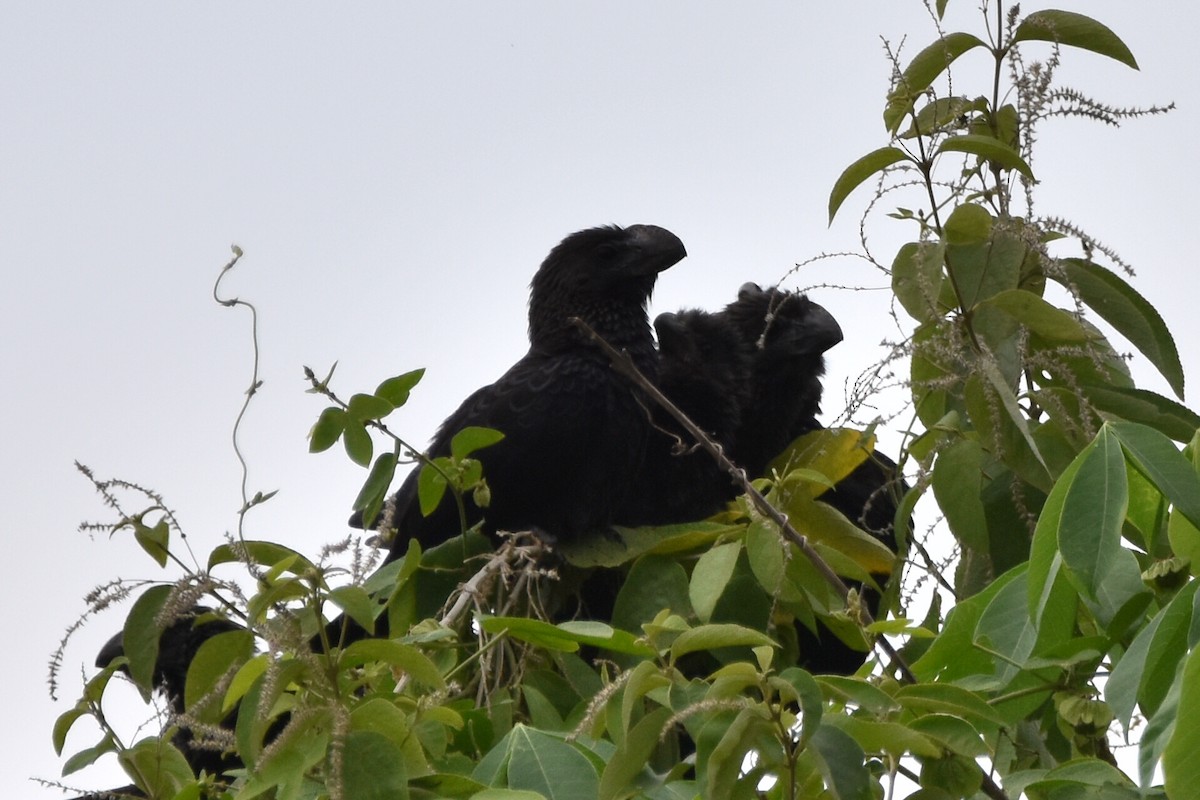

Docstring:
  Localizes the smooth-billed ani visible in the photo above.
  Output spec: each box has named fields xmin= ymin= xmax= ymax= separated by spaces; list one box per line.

xmin=613 ymin=308 xmax=751 ymax=525
xmin=72 ymin=609 xmax=248 ymax=799
xmin=720 ymin=283 xmax=905 ymax=674
xmin=351 ymin=224 xmax=687 ymax=552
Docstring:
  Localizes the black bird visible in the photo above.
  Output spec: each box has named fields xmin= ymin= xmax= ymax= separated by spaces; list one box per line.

xmin=71 ymin=609 xmax=246 ymax=799
xmin=720 ymin=283 xmax=905 ymax=674
xmin=353 ymin=224 xmax=687 ymax=555
xmin=718 ymin=282 xmax=844 ymax=479
xmin=614 ymin=308 xmax=751 ymax=526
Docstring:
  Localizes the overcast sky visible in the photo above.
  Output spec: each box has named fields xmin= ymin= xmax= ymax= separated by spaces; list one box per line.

xmin=4 ymin=3 xmax=1196 ymax=795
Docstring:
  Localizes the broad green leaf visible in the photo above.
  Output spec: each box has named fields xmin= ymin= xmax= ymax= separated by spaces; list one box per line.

xmin=504 ymin=726 xmax=599 ymax=800
xmin=944 ymin=203 xmax=993 ymax=245
xmin=978 ymin=358 xmax=1052 ymax=480
xmin=1011 ymin=10 xmax=1138 ymax=69
xmin=979 ymin=290 xmax=1093 ymax=343
xmin=1169 ymin=432 xmax=1200 ymax=569
xmin=884 ymin=32 xmax=988 ymax=133
xmin=184 ymin=628 xmax=254 ymax=718
xmin=936 ymin=134 xmax=1034 ymax=180
xmin=343 ymin=419 xmax=373 ymax=467
xmin=612 ymin=554 xmax=693 ymax=635
xmin=308 ymin=406 xmax=346 ymax=453
xmin=339 ymin=639 xmax=446 ymax=688
xmin=892 ymin=241 xmax=947 ymax=323
xmin=450 ymin=425 xmax=505 ymax=459
xmin=901 ymin=95 xmax=986 ymax=139
xmin=690 ymin=542 xmax=743 ymax=622
xmin=341 ymin=730 xmax=408 ymax=800
xmin=122 ymin=585 xmax=173 ymax=697
xmin=598 ymin=706 xmax=673 ymax=800
xmin=1110 ymin=421 xmax=1200 ymax=531
xmin=810 ymin=723 xmax=873 ymax=800
xmin=705 ymin=707 xmax=765 ymax=800
xmin=375 ymin=368 xmax=425 ymax=407
xmin=775 ymin=668 xmax=823 ymax=744
xmin=1077 ymin=385 xmax=1200 ymax=444
xmin=60 ymin=736 xmax=117 ymax=776
xmin=479 ymin=616 xmax=655 ymax=658
xmin=828 ymin=147 xmax=912 ymax=223
xmin=1053 ymin=259 xmax=1184 ymax=398
xmin=1164 ymin=647 xmax=1200 ymax=798
xmin=776 ymin=491 xmax=898 ymax=574
xmin=328 ymin=584 xmax=379 ymax=634
xmin=817 ymin=675 xmax=900 ymax=717
xmin=1056 ymin=428 xmax=1128 ymax=603
xmin=944 ymin=224 xmax=1026 ymax=311
xmin=907 ymin=714 xmax=990 ymax=757
xmin=1106 ymin=582 xmax=1199 ymax=728
xmin=347 ymin=392 xmax=395 ymax=422
xmin=826 ymin=717 xmax=942 ymax=758
xmin=895 ymin=683 xmax=1008 ymax=731
xmin=768 ymin=427 xmax=872 ymax=494
xmin=932 ymin=438 xmax=988 ymax=552
xmin=208 ymin=540 xmax=317 ymax=574
xmin=352 ymin=451 xmax=398 ymax=528
xmin=118 ymin=736 xmax=194 ymax=794
xmin=133 ymin=517 xmax=170 ymax=568
xmin=417 ymin=460 xmax=449 ymax=516
xmin=911 ymin=568 xmax=1020 ymax=682
xmin=670 ymin=623 xmax=778 ymax=661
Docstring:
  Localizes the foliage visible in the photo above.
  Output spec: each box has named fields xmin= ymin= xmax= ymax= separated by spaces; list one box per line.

xmin=51 ymin=3 xmax=1196 ymax=800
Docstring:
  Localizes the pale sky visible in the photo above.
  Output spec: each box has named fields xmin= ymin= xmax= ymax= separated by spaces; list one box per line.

xmin=4 ymin=3 xmax=1196 ymax=795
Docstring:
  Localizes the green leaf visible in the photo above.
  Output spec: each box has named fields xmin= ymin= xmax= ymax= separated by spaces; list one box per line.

xmin=339 ymin=639 xmax=446 ymax=688
xmin=133 ymin=517 xmax=170 ymax=568
xmin=184 ymin=628 xmax=254 ymax=718
xmin=936 ymin=134 xmax=1034 ymax=179
xmin=417 ymin=460 xmax=449 ymax=517
xmin=670 ymin=623 xmax=778 ymax=661
xmin=690 ymin=542 xmax=742 ymax=623
xmin=1011 ymin=10 xmax=1138 ymax=69
xmin=1106 ymin=582 xmax=1199 ymax=727
xmin=1056 ymin=428 xmax=1128 ymax=603
xmin=60 ymin=736 xmax=117 ymax=776
xmin=353 ymin=451 xmax=398 ymax=528
xmin=343 ymin=419 xmax=373 ymax=467
xmin=944 ymin=203 xmax=993 ymax=245
xmin=1053 ymin=259 xmax=1184 ymax=399
xmin=895 ymin=683 xmax=1008 ymax=731
xmin=612 ymin=554 xmax=694 ymax=634
xmin=901 ymin=95 xmax=986 ymax=139
xmin=375 ymin=368 xmax=425 ymax=407
xmin=810 ymin=723 xmax=873 ymax=800
xmin=884 ymin=32 xmax=988 ymax=133
xmin=347 ymin=392 xmax=395 ymax=422
xmin=119 ymin=736 xmax=195 ymax=795
xmin=932 ymin=438 xmax=988 ymax=552
xmin=978 ymin=289 xmax=1093 ymax=343
xmin=328 ymin=585 xmax=380 ymax=634
xmin=479 ymin=616 xmax=656 ymax=658
xmin=828 ymin=717 xmax=942 ymax=758
xmin=828 ymin=147 xmax=912 ymax=224
xmin=450 ymin=425 xmax=505 ymax=459
xmin=123 ymin=585 xmax=173 ymax=697
xmin=208 ymin=540 xmax=317 ymax=574
xmin=504 ymin=726 xmax=600 ymax=800
xmin=1164 ymin=647 xmax=1200 ymax=798
xmin=892 ymin=241 xmax=947 ymax=323
xmin=1110 ymin=421 xmax=1200 ymax=531
xmin=309 ymin=406 xmax=346 ymax=453
xmin=341 ymin=730 xmax=409 ymax=800
xmin=1079 ymin=385 xmax=1200 ymax=443
xmin=978 ymin=358 xmax=1052 ymax=481
xmin=598 ymin=706 xmax=673 ymax=800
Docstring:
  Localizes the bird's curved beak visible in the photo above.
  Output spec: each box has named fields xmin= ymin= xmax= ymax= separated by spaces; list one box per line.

xmin=626 ymin=224 xmax=687 ymax=275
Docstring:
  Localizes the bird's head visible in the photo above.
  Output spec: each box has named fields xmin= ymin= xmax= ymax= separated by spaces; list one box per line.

xmin=529 ymin=224 xmax=686 ymax=350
